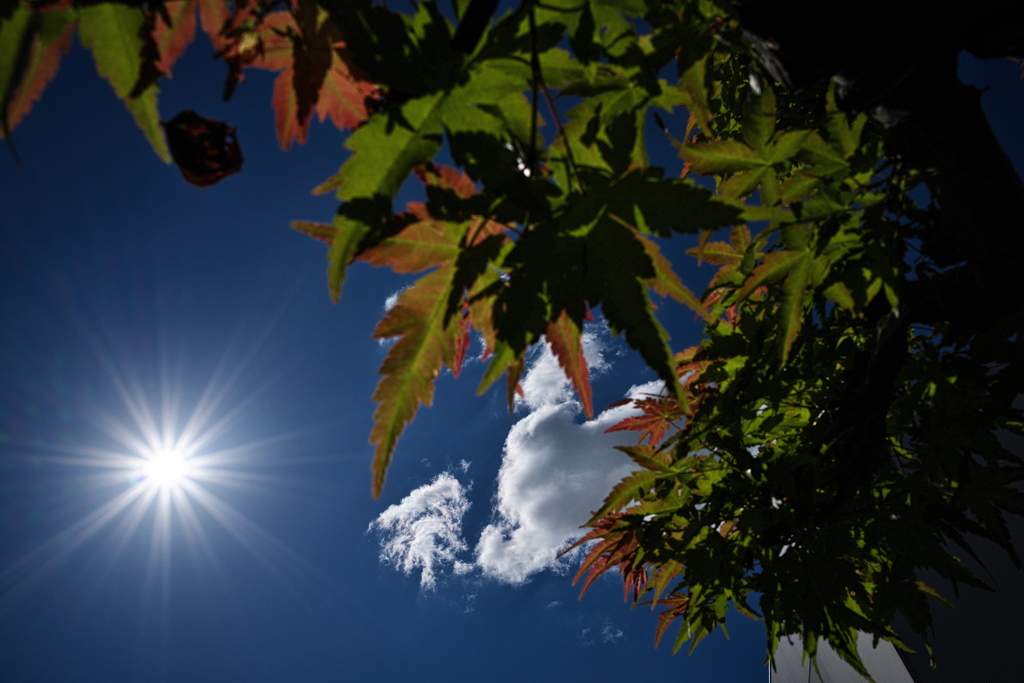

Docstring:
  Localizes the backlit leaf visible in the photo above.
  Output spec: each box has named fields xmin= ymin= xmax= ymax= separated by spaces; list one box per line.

xmin=0 ymin=5 xmax=73 ymax=144
xmin=152 ymin=0 xmax=198 ymax=77
xmin=78 ymin=2 xmax=170 ymax=162
xmin=370 ymin=265 xmax=463 ymax=498
xmin=545 ymin=310 xmax=593 ymax=418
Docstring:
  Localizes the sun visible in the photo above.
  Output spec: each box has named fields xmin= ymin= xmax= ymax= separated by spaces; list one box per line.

xmin=139 ymin=444 xmax=195 ymax=491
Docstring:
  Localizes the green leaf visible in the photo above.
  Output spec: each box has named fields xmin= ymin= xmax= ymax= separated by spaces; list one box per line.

xmin=609 ymin=169 xmax=743 ymax=237
xmin=290 ymin=219 xmax=336 ymax=245
xmin=369 ymin=264 xmax=463 ymax=498
xmin=358 ymin=209 xmax=464 ymax=273
xmin=636 ymin=232 xmax=713 ymax=322
xmin=767 ymin=129 xmax=812 ymax=165
xmin=593 ymin=469 xmax=663 ymax=519
xmin=325 ymin=197 xmax=389 ymax=302
xmin=78 ymin=3 xmax=170 ymax=162
xmin=0 ymin=5 xmax=73 ymax=147
xmin=317 ymin=90 xmax=448 ymax=200
xmin=584 ymin=217 xmax=684 ymax=406
xmin=677 ymin=139 xmax=767 ymax=175
xmin=678 ymin=53 xmax=711 ymax=132
xmin=742 ymin=86 xmax=775 ymax=152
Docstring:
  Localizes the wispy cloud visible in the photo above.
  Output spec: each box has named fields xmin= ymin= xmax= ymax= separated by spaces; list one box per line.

xmin=601 ymin=623 xmax=625 ymax=643
xmin=367 ymin=472 xmax=471 ymax=590
xmin=369 ymin=324 xmax=666 ymax=590
xmin=581 ymin=619 xmax=627 ymax=646
xmin=383 ymin=288 xmax=406 ymax=313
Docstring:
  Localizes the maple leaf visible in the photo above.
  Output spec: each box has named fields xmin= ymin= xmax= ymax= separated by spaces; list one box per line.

xmin=566 ymin=513 xmax=644 ymax=599
xmin=78 ymin=2 xmax=170 ymax=162
xmin=197 ymin=0 xmax=230 ymax=49
xmin=605 ymin=396 xmax=684 ymax=446
xmin=370 ymin=266 xmax=463 ymax=498
xmin=270 ymin=0 xmax=373 ymax=150
xmin=290 ymin=219 xmax=335 ymax=244
xmin=357 ymin=167 xmax=502 ymax=496
xmin=358 ymin=203 xmax=462 ymax=273
xmin=0 ymin=5 xmax=74 ymax=150
xmin=212 ymin=0 xmax=372 ymax=149
xmin=151 ymin=0 xmax=198 ymax=78
xmin=651 ymin=594 xmax=691 ymax=650
xmin=545 ymin=309 xmax=593 ymax=418
xmin=635 ymin=231 xmax=713 ymax=323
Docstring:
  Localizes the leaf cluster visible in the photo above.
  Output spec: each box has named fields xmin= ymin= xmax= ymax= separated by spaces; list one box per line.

xmin=5 ymin=0 xmax=1024 ymax=677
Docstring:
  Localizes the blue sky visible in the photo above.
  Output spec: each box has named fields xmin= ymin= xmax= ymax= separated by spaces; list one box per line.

xmin=1 ymin=22 xmax=1021 ymax=683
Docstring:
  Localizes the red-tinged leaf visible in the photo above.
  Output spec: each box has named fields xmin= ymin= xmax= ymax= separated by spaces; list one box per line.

xmin=508 ymin=354 xmax=526 ymax=405
xmin=546 ymin=310 xmax=593 ymax=418
xmin=736 ymin=249 xmax=809 ymax=302
xmin=358 ymin=205 xmax=462 ymax=273
xmin=677 ymin=139 xmax=767 ymax=175
xmin=730 ymin=224 xmax=752 ymax=251
xmin=152 ymin=0 xmax=197 ymax=77
xmin=637 ymin=233 xmax=713 ymax=323
xmin=197 ymin=0 xmax=229 ymax=46
xmin=686 ymin=240 xmax=740 ymax=266
xmin=652 ymin=596 xmax=690 ymax=649
xmin=466 ymin=263 xmax=505 ymax=353
xmin=1 ymin=10 xmax=73 ymax=142
xmin=592 ymin=469 xmax=664 ymax=520
xmin=718 ymin=167 xmax=767 ymax=199
xmin=290 ymin=220 xmax=336 ymax=244
xmin=213 ymin=5 xmax=292 ymax=100
xmin=312 ymin=49 xmax=375 ymax=129
xmin=369 ymin=266 xmax=461 ymax=498
xmin=678 ymin=55 xmax=711 ymax=132
xmin=649 ymin=559 xmax=683 ymax=607
xmin=266 ymin=0 xmax=371 ymax=149
xmin=478 ymin=342 xmax=516 ymax=401
xmin=613 ymin=443 xmax=673 ymax=472
xmin=607 ymin=397 xmax=683 ymax=447
xmin=691 ymin=227 xmax=712 ymax=264
xmin=572 ymin=526 xmax=642 ymax=599
xmin=415 ymin=162 xmax=478 ymax=199
xmin=677 ymin=358 xmax=710 ymax=388
xmin=452 ymin=308 xmax=471 ymax=379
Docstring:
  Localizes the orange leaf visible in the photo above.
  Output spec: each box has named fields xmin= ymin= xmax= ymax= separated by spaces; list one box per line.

xmin=152 ymin=0 xmax=197 ymax=77
xmin=370 ymin=267 xmax=462 ymax=498
xmin=2 ymin=12 xmax=73 ymax=141
xmin=546 ymin=310 xmax=593 ymax=418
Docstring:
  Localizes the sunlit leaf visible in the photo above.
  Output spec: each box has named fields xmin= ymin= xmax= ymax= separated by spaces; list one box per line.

xmin=545 ymin=309 xmax=593 ymax=418
xmin=78 ymin=2 xmax=170 ymax=162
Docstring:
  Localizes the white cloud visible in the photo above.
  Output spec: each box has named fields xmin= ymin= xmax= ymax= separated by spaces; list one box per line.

xmin=383 ymin=287 xmax=406 ymax=312
xmin=473 ymin=331 xmax=662 ymax=585
xmin=378 ymin=287 xmax=409 ymax=347
xmin=367 ymin=472 xmax=470 ymax=590
xmin=368 ymin=321 xmax=669 ymax=591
